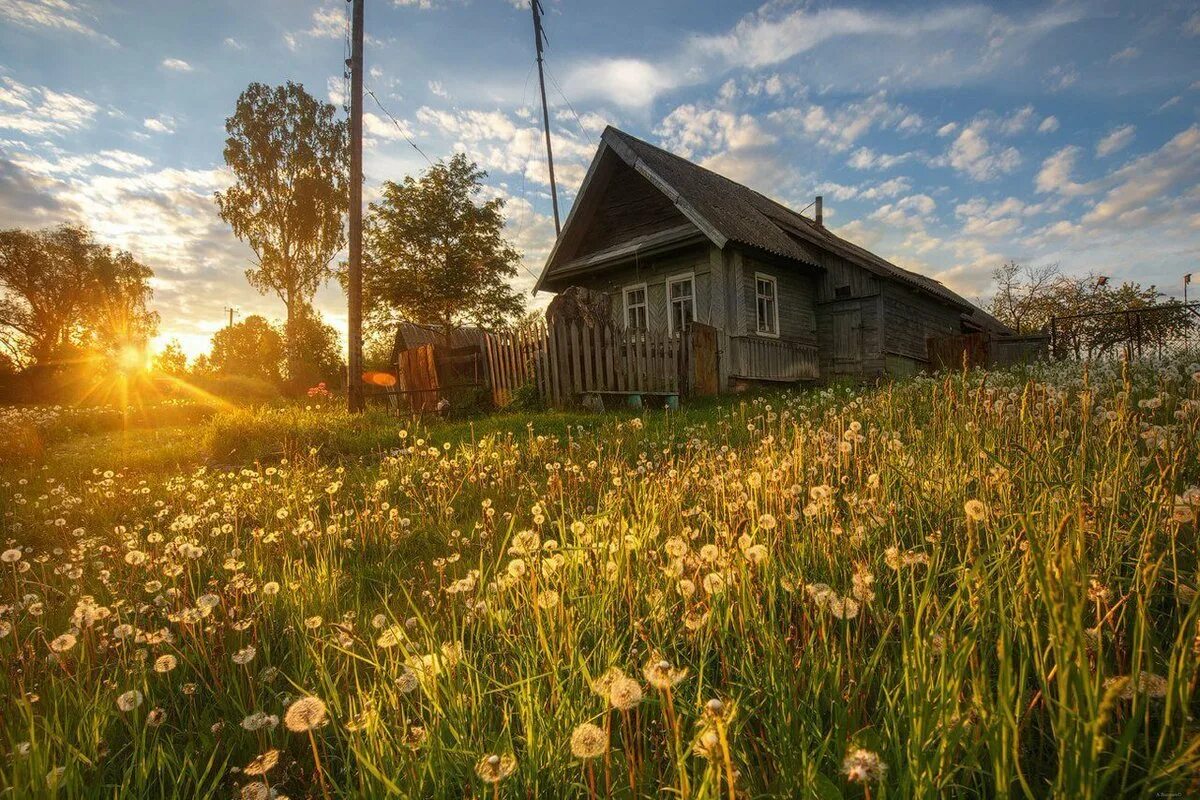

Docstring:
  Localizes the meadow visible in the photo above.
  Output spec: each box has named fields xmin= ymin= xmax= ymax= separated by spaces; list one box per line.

xmin=1 ymin=358 xmax=1199 ymax=799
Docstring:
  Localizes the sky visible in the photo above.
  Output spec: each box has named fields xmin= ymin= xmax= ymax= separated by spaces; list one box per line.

xmin=1 ymin=0 xmax=1198 ymax=358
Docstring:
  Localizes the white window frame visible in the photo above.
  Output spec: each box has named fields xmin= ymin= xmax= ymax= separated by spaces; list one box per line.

xmin=623 ymin=282 xmax=648 ymax=330
xmin=754 ymin=272 xmax=780 ymax=338
xmin=666 ymin=271 xmax=696 ymax=335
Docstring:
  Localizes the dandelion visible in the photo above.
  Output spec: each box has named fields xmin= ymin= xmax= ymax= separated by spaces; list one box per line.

xmin=49 ymin=633 xmax=76 ymax=653
xmin=285 ymin=696 xmax=328 ymax=732
xmin=590 ymin=666 xmax=627 ymax=698
xmin=231 ymin=645 xmax=256 ymax=665
xmin=964 ymin=499 xmax=987 ymax=522
xmin=243 ymin=748 xmax=280 ymax=777
xmin=1105 ymin=671 xmax=1169 ymax=700
xmin=1 ymin=548 xmax=22 ymax=563
xmin=154 ymin=654 xmax=178 ymax=673
xmin=643 ymin=656 xmax=688 ymax=690
xmin=609 ymin=676 xmax=643 ymax=711
xmin=116 ymin=689 xmax=143 ymax=712
xmin=842 ymin=748 xmax=887 ymax=784
xmin=475 ymin=753 xmax=517 ymax=783
xmin=570 ymin=722 xmax=607 ymax=758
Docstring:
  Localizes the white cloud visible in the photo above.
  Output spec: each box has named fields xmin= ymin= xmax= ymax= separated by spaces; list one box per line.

xmin=1095 ymin=124 xmax=1134 ymax=158
xmin=1082 ymin=125 xmax=1200 ymax=224
xmin=161 ymin=58 xmax=193 ymax=72
xmin=285 ymin=4 xmax=345 ymax=50
xmin=1045 ymin=65 xmax=1078 ymax=91
xmin=944 ymin=123 xmax=1020 ymax=181
xmin=0 ymin=77 xmax=98 ymax=136
xmin=428 ymin=81 xmax=448 ymax=99
xmin=936 ymin=122 xmax=957 ymax=137
xmin=143 ymin=115 xmax=175 ymax=135
xmin=1035 ymin=145 xmax=1094 ymax=196
xmin=223 ymin=37 xmax=244 ymax=50
xmin=1110 ymin=46 xmax=1139 ymax=63
xmin=1037 ymin=115 xmax=1059 ymax=133
xmin=656 ymin=105 xmax=774 ymax=159
xmin=563 ymin=58 xmax=678 ymax=109
xmin=768 ymin=92 xmax=915 ymax=153
xmin=1186 ymin=12 xmax=1200 ymax=36
xmin=996 ymin=105 xmax=1035 ymax=136
xmin=846 ymin=147 xmax=911 ymax=170
xmin=0 ymin=0 xmax=117 ymax=46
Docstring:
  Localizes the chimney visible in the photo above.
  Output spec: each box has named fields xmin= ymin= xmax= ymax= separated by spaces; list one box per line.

xmin=814 ymin=195 xmax=823 ymax=226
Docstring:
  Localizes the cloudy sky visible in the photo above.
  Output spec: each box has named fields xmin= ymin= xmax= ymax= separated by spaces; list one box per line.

xmin=1 ymin=0 xmax=1198 ymax=356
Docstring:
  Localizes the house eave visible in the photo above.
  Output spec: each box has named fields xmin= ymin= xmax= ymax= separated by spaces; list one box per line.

xmin=539 ymin=224 xmax=708 ymax=290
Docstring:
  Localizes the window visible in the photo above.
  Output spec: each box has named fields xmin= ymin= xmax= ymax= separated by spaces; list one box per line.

xmin=835 ymin=284 xmax=852 ymax=299
xmin=755 ymin=273 xmax=779 ymax=336
xmin=666 ymin=273 xmax=695 ymax=334
xmin=623 ymin=284 xmax=647 ymax=329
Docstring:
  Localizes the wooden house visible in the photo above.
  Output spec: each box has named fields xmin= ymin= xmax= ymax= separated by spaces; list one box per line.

xmin=535 ymin=126 xmax=1013 ymax=388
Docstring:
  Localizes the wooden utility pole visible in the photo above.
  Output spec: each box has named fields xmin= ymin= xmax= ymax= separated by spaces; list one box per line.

xmin=347 ymin=0 xmax=365 ymax=412
xmin=530 ymin=0 xmax=560 ymax=236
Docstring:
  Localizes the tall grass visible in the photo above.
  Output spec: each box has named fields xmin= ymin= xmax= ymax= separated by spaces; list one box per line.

xmin=1 ymin=357 xmax=1198 ymax=798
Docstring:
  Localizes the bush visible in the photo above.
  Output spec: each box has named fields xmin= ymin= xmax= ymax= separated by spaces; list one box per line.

xmin=190 ymin=373 xmax=282 ymax=404
xmin=204 ymin=406 xmax=407 ymax=463
xmin=506 ymin=380 xmax=544 ymax=412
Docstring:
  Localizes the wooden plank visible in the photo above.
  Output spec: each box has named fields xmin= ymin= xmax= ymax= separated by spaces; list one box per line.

xmin=547 ymin=321 xmax=561 ymax=407
xmin=570 ymin=322 xmax=583 ymax=396
xmin=581 ymin=323 xmax=594 ymax=392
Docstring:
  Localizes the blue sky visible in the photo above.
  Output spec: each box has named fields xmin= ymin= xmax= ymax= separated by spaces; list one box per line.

xmin=1 ymin=0 xmax=1198 ymax=356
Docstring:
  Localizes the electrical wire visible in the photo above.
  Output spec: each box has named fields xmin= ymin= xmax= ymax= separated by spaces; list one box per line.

xmin=365 ymin=89 xmax=435 ymax=166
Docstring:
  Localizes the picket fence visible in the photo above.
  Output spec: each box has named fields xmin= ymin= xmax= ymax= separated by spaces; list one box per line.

xmin=484 ymin=320 xmax=689 ymax=408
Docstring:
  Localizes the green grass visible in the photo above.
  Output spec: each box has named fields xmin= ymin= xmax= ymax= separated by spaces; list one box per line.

xmin=1 ymin=358 xmax=1198 ymax=799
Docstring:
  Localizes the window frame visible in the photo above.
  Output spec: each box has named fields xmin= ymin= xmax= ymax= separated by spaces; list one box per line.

xmin=665 ymin=271 xmax=696 ymax=336
xmin=754 ymin=272 xmax=780 ymax=338
xmin=623 ymin=282 xmax=648 ymax=330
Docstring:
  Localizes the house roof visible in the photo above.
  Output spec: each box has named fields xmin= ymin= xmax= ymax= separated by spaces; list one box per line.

xmin=538 ymin=126 xmax=1010 ymax=332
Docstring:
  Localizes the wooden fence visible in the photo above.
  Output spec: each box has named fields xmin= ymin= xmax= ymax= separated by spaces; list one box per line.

xmin=482 ymin=321 xmax=689 ymax=408
xmin=483 ymin=320 xmax=548 ymax=407
xmin=728 ymin=336 xmax=819 ymax=381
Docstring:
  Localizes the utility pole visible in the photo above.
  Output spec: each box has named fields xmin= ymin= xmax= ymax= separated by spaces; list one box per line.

xmin=224 ymin=306 xmax=238 ymax=328
xmin=347 ymin=0 xmax=365 ymax=413
xmin=530 ymin=0 xmax=560 ymax=236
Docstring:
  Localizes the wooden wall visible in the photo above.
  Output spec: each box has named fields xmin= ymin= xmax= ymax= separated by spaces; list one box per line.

xmin=739 ymin=255 xmax=819 ymax=344
xmin=879 ymin=283 xmax=963 ymax=369
xmin=566 ymin=244 xmax=714 ymax=333
xmin=573 ymin=159 xmax=691 ymax=260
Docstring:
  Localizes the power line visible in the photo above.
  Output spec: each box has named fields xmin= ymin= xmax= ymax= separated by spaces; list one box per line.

xmin=543 ymin=60 xmax=594 ymax=147
xmin=365 ymin=88 xmax=434 ymax=166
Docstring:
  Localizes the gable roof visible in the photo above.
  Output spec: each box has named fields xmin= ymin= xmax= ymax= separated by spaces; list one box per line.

xmin=538 ymin=126 xmax=1004 ymax=328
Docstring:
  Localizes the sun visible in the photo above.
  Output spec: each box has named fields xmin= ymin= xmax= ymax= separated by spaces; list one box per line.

xmin=117 ymin=344 xmax=153 ymax=375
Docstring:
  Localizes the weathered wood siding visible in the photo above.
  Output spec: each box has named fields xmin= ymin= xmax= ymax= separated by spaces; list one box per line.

xmin=737 ymin=256 xmax=819 ymax=344
xmin=807 ymin=250 xmax=885 ymax=378
xmin=879 ymin=283 xmax=962 ymax=369
xmin=573 ymin=159 xmax=691 ymax=261
xmin=565 ymin=244 xmax=714 ymax=333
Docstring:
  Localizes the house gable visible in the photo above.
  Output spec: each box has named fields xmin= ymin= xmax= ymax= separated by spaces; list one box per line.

xmin=572 ymin=158 xmax=692 ymax=261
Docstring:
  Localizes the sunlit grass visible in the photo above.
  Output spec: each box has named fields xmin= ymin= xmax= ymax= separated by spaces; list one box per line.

xmin=1 ymin=356 xmax=1198 ymax=798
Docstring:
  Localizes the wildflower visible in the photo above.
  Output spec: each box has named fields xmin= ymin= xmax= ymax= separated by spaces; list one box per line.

xmin=1105 ymin=671 xmax=1169 ymax=700
xmin=284 ymin=696 xmax=328 ymax=732
xmin=591 ymin=666 xmax=626 ymax=697
xmin=693 ymin=728 xmax=721 ymax=760
xmin=536 ymin=590 xmax=560 ymax=610
xmin=475 ymin=753 xmax=517 ymax=783
xmin=757 ymin=513 xmax=777 ymax=531
xmin=241 ymin=712 xmax=279 ymax=731
xmin=828 ymin=595 xmax=860 ymax=620
xmin=569 ymin=722 xmax=608 ymax=759
xmin=154 ymin=654 xmax=178 ymax=673
xmin=1 ymin=548 xmax=22 ymax=563
xmin=243 ymin=748 xmax=281 ymax=777
xmin=146 ymin=707 xmax=166 ymax=727
xmin=842 ymin=748 xmax=886 ymax=783
xmin=376 ymin=625 xmax=406 ymax=648
xmin=232 ymin=645 xmax=256 ymax=665
xmin=609 ymin=676 xmax=643 ymax=711
xmin=49 ymin=633 xmax=77 ymax=653
xmin=643 ymin=655 xmax=688 ymax=690
xmin=964 ymin=499 xmax=987 ymax=522
xmin=116 ymin=690 xmax=143 ymax=712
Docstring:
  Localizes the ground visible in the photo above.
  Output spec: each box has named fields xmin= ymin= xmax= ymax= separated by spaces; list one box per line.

xmin=1 ymin=359 xmax=1199 ymax=799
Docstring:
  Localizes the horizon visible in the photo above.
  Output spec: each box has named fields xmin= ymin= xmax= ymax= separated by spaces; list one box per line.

xmin=1 ymin=0 xmax=1198 ymax=358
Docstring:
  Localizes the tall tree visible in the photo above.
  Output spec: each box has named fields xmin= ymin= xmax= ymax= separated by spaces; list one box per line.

xmin=209 ymin=315 xmax=285 ymax=384
xmin=0 ymin=224 xmax=158 ymax=367
xmin=362 ymin=154 xmax=524 ymax=333
xmin=215 ymin=81 xmax=348 ymax=374
xmin=284 ymin=304 xmax=345 ymax=390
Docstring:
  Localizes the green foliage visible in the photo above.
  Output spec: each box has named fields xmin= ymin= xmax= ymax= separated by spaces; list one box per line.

xmin=284 ymin=305 xmax=345 ymax=392
xmin=215 ymin=81 xmax=348 ymax=377
xmin=361 ymin=153 xmax=525 ymax=332
xmin=152 ymin=339 xmax=189 ymax=377
xmin=507 ymin=380 xmax=544 ymax=412
xmin=0 ymin=224 xmax=158 ymax=367
xmin=2 ymin=357 xmax=1199 ymax=798
xmin=209 ymin=315 xmax=285 ymax=384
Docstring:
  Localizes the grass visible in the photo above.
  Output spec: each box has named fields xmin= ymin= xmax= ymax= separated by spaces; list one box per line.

xmin=1 ymin=357 xmax=1199 ymax=799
